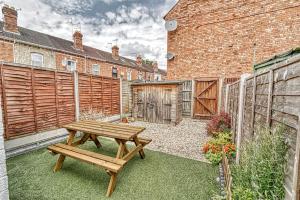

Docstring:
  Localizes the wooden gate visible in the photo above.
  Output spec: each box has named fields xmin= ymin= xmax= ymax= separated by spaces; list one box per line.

xmin=193 ymin=78 xmax=219 ymax=119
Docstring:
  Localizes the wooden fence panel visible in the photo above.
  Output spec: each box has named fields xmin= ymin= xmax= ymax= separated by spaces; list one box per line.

xmin=34 ymin=69 xmax=57 ymax=131
xmin=56 ymin=72 xmax=75 ymax=126
xmin=78 ymin=74 xmax=120 ymax=115
xmin=0 ymin=64 xmax=75 ymax=139
xmin=182 ymin=80 xmax=192 ymax=116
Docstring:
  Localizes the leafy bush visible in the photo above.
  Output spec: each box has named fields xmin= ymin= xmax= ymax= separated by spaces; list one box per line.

xmin=206 ymin=112 xmax=231 ymax=136
xmin=232 ymin=127 xmax=288 ymax=199
xmin=202 ymin=132 xmax=235 ymax=165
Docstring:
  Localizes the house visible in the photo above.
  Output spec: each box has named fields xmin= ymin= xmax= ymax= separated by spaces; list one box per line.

xmin=164 ymin=0 xmax=300 ymax=80
xmin=0 ymin=5 xmax=165 ymax=80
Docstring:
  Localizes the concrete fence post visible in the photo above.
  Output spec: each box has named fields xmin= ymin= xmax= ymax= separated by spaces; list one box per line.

xmin=120 ymin=77 xmax=123 ymax=120
xmin=73 ymin=71 xmax=80 ymax=121
xmin=0 ymin=94 xmax=9 ymax=199
xmin=235 ymin=73 xmax=251 ymax=164
xmin=218 ymin=77 xmax=224 ymax=114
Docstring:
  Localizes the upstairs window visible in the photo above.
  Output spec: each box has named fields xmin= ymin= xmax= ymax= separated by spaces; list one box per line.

xmin=127 ymin=70 xmax=132 ymax=81
xmin=138 ymin=71 xmax=143 ymax=80
xmin=66 ymin=60 xmax=76 ymax=72
xmin=92 ymin=64 xmax=100 ymax=75
xmin=112 ymin=67 xmax=118 ymax=78
xmin=31 ymin=53 xmax=43 ymax=67
xmin=154 ymin=74 xmax=161 ymax=81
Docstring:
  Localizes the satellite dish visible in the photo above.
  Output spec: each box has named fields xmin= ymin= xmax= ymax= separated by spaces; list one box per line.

xmin=165 ymin=20 xmax=177 ymax=31
xmin=166 ymin=52 xmax=175 ymax=60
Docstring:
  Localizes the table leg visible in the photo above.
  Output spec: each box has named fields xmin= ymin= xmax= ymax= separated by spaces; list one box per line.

xmin=53 ymin=130 xmax=76 ymax=172
xmin=90 ymin=134 xmax=102 ymax=148
xmin=106 ymin=172 xmax=117 ymax=197
xmin=116 ymin=142 xmax=125 ymax=159
xmin=71 ymin=133 xmax=90 ymax=147
xmin=115 ymin=139 xmax=129 ymax=155
xmin=133 ymin=136 xmax=145 ymax=159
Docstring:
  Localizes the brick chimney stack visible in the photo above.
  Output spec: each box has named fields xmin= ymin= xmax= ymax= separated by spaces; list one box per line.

xmin=73 ymin=31 xmax=83 ymax=50
xmin=112 ymin=45 xmax=119 ymax=60
xmin=2 ymin=5 xmax=18 ymax=33
xmin=136 ymin=55 xmax=142 ymax=66
xmin=152 ymin=61 xmax=158 ymax=72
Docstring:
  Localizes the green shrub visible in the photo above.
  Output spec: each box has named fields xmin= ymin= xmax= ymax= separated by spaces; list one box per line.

xmin=232 ymin=126 xmax=288 ymax=199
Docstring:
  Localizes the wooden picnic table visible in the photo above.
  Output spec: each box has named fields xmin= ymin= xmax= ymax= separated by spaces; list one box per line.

xmin=47 ymin=120 xmax=151 ymax=197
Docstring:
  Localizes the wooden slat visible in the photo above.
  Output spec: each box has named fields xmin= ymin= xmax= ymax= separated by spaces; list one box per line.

xmin=64 ymin=123 xmax=138 ymax=138
xmin=82 ymin=120 xmax=145 ymax=131
xmin=122 ymin=144 xmax=143 ymax=161
xmin=73 ymin=121 xmax=143 ymax=135
xmin=48 ymin=145 xmax=123 ymax=173
xmin=54 ymin=143 xmax=126 ymax=165
xmin=63 ymin=124 xmax=134 ymax=140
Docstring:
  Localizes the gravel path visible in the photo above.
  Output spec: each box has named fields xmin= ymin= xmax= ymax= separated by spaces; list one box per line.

xmin=128 ymin=118 xmax=212 ymax=162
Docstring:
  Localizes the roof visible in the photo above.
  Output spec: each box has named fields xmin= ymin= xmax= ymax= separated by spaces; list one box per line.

xmin=163 ymin=0 xmax=180 ymax=19
xmin=254 ymin=47 xmax=300 ymax=70
xmin=0 ymin=21 xmax=154 ymax=73
xmin=131 ymin=80 xmax=183 ymax=86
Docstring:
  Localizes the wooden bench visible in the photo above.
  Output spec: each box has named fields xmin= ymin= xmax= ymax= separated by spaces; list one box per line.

xmin=48 ymin=143 xmax=126 ymax=197
xmin=136 ymin=137 xmax=152 ymax=146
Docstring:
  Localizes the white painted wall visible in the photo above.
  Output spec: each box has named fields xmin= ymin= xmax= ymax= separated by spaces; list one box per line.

xmin=0 ymin=95 xmax=9 ymax=200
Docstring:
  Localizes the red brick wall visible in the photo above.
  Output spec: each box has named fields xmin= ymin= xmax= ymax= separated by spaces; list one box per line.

xmin=0 ymin=40 xmax=14 ymax=62
xmin=165 ymin=0 xmax=300 ymax=80
xmin=56 ymin=52 xmax=85 ymax=72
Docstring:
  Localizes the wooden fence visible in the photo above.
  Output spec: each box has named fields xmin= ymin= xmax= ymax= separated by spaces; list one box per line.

xmin=0 ymin=63 xmax=120 ymax=139
xmin=224 ymin=55 xmax=300 ymax=199
xmin=78 ymin=73 xmax=120 ymax=115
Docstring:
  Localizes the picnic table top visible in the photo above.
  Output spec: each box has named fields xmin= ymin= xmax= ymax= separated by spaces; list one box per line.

xmin=63 ymin=120 xmax=145 ymax=140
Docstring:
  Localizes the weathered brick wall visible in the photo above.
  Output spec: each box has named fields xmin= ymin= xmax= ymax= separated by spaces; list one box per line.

xmin=0 ymin=40 xmax=13 ymax=62
xmin=56 ymin=52 xmax=86 ymax=72
xmin=14 ymin=43 xmax=56 ymax=68
xmin=165 ymin=0 xmax=300 ymax=80
xmin=0 ymin=94 xmax=9 ymax=200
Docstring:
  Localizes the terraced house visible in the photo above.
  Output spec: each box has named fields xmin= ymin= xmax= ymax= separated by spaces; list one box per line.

xmin=0 ymin=5 xmax=166 ymax=80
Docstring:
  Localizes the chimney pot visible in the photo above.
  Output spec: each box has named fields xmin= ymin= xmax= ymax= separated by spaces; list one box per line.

xmin=2 ymin=5 xmax=18 ymax=33
xmin=112 ymin=45 xmax=119 ymax=60
xmin=73 ymin=31 xmax=83 ymax=50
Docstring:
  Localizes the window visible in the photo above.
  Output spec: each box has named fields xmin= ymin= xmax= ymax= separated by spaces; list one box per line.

xmin=112 ymin=67 xmax=118 ymax=78
xmin=31 ymin=53 xmax=43 ymax=67
xmin=154 ymin=74 xmax=161 ymax=81
xmin=92 ymin=64 xmax=100 ymax=75
xmin=138 ymin=71 xmax=143 ymax=80
xmin=127 ymin=70 xmax=132 ymax=81
xmin=66 ymin=60 xmax=76 ymax=72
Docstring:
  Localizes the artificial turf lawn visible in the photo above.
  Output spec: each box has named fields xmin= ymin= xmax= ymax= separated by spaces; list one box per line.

xmin=7 ymin=138 xmax=219 ymax=200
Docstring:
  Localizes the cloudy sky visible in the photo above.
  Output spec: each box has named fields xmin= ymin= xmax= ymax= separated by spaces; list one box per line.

xmin=2 ymin=0 xmax=177 ymax=69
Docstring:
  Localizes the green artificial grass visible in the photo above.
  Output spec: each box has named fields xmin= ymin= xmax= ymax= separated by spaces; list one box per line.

xmin=7 ymin=138 xmax=218 ymax=200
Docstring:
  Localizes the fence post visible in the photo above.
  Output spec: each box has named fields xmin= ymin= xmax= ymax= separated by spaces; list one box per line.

xmin=120 ymin=77 xmax=123 ymax=120
xmin=191 ymin=79 xmax=195 ymax=118
xmin=218 ymin=77 xmax=224 ymax=114
xmin=235 ymin=73 xmax=251 ymax=164
xmin=266 ymin=70 xmax=274 ymax=126
xmin=73 ymin=71 xmax=80 ymax=121
xmin=0 ymin=89 xmax=9 ymax=199
xmin=224 ymin=84 xmax=230 ymax=113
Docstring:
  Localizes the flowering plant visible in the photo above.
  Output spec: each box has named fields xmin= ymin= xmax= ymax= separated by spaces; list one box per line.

xmin=206 ymin=112 xmax=231 ymax=136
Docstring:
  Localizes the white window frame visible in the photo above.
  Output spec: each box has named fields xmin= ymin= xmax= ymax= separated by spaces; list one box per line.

xmin=31 ymin=53 xmax=44 ymax=67
xmin=127 ymin=70 xmax=132 ymax=81
xmin=154 ymin=73 xmax=161 ymax=81
xmin=92 ymin=64 xmax=100 ymax=75
xmin=112 ymin=66 xmax=118 ymax=78
xmin=138 ymin=71 xmax=143 ymax=80
xmin=66 ymin=60 xmax=76 ymax=72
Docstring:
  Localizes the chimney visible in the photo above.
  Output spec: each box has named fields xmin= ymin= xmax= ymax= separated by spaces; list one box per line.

xmin=136 ymin=55 xmax=142 ymax=66
xmin=152 ymin=61 xmax=158 ymax=72
xmin=73 ymin=31 xmax=83 ymax=50
xmin=2 ymin=5 xmax=18 ymax=33
xmin=112 ymin=45 xmax=119 ymax=60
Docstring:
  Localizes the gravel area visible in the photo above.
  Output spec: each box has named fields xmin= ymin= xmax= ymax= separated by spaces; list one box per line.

xmin=128 ymin=118 xmax=212 ymax=162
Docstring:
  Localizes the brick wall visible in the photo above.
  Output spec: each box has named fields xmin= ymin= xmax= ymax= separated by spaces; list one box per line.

xmin=0 ymin=40 xmax=13 ymax=62
xmin=0 ymin=94 xmax=9 ymax=200
xmin=56 ymin=52 xmax=86 ymax=72
xmin=165 ymin=0 xmax=300 ymax=80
